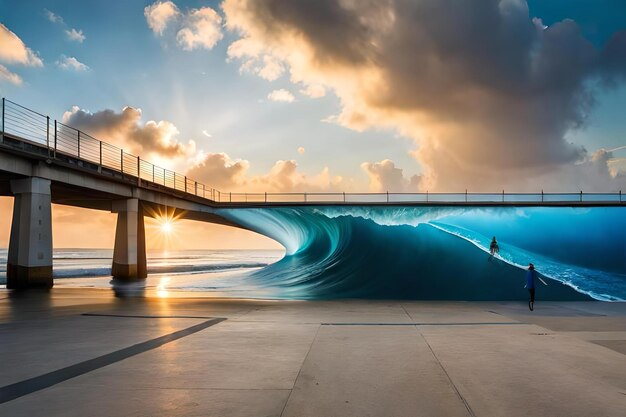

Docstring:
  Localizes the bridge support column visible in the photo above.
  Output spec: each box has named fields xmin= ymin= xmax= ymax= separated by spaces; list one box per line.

xmin=7 ymin=177 xmax=53 ymax=289
xmin=111 ymin=199 xmax=146 ymax=280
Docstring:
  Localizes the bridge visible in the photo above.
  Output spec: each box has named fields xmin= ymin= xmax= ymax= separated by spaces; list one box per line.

xmin=1 ymin=98 xmax=624 ymax=289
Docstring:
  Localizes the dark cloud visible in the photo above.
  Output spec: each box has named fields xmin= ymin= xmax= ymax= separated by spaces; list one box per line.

xmin=224 ymin=0 xmax=626 ymax=191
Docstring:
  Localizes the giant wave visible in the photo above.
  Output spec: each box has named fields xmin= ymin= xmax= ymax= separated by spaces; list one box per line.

xmin=218 ymin=206 xmax=626 ymax=301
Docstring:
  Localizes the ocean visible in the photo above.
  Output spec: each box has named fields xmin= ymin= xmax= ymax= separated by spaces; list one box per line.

xmin=0 ymin=248 xmax=286 ymax=297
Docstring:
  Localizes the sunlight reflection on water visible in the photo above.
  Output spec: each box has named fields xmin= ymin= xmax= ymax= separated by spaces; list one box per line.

xmin=156 ymin=276 xmax=171 ymax=298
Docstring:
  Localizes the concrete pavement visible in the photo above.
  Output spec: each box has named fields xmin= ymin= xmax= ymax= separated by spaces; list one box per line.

xmin=1 ymin=289 xmax=625 ymax=416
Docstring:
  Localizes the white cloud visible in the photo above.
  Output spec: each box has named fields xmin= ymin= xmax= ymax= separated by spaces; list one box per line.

xmin=144 ymin=3 xmax=224 ymax=51
xmin=0 ymin=64 xmax=22 ymax=85
xmin=65 ymin=28 xmax=86 ymax=43
xmin=297 ymin=146 xmax=305 ymax=155
xmin=300 ymin=84 xmax=326 ymax=98
xmin=57 ymin=56 xmax=89 ymax=71
xmin=0 ymin=24 xmax=43 ymax=67
xmin=202 ymin=130 xmax=212 ymax=138
xmin=144 ymin=1 xmax=180 ymax=35
xmin=176 ymin=7 xmax=223 ymax=51
xmin=267 ymin=89 xmax=295 ymax=103
xmin=607 ymin=145 xmax=626 ymax=153
xmin=45 ymin=10 xmax=86 ymax=44
xmin=44 ymin=9 xmax=63 ymax=24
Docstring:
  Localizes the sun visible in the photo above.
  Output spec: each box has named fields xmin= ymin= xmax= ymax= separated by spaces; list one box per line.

xmin=144 ymin=206 xmax=185 ymax=250
xmin=161 ymin=221 xmax=173 ymax=234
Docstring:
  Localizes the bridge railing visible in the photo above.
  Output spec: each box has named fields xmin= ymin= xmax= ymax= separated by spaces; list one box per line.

xmin=0 ymin=98 xmax=624 ymax=205
xmin=0 ymin=98 xmax=220 ymax=201
xmin=211 ymin=191 xmax=623 ymax=204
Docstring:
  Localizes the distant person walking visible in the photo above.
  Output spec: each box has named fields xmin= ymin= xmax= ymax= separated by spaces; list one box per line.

xmin=489 ymin=236 xmax=499 ymax=257
xmin=526 ymin=263 xmax=537 ymax=311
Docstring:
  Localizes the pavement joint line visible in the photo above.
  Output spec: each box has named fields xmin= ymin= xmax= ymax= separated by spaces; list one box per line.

xmin=81 ymin=313 xmax=215 ymax=319
xmin=321 ymin=322 xmax=525 ymax=326
xmin=401 ymin=303 xmax=476 ymax=417
xmin=0 ymin=317 xmax=226 ymax=404
xmin=417 ymin=327 xmax=476 ymax=417
xmin=279 ymin=324 xmax=321 ymax=417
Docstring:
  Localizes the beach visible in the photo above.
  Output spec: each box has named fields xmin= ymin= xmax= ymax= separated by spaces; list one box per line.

xmin=1 ymin=288 xmax=625 ymax=416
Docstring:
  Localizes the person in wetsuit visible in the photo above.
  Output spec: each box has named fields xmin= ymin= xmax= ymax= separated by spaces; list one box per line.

xmin=526 ymin=263 xmax=537 ymax=311
xmin=489 ymin=236 xmax=499 ymax=257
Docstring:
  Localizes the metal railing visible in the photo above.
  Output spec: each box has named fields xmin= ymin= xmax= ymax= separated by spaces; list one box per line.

xmin=0 ymin=97 xmax=623 ymax=205
xmin=210 ymin=190 xmax=623 ymax=204
xmin=0 ymin=98 xmax=219 ymax=200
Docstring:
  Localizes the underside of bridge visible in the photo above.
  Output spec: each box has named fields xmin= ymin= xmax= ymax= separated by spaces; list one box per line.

xmin=0 ymin=166 xmax=246 ymax=288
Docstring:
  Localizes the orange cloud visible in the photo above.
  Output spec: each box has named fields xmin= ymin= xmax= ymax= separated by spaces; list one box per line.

xmin=186 ymin=153 xmax=346 ymax=193
xmin=0 ymin=23 xmax=43 ymax=67
xmin=62 ymin=105 xmax=197 ymax=166
xmin=144 ymin=1 xmax=180 ymax=35
xmin=0 ymin=64 xmax=22 ymax=85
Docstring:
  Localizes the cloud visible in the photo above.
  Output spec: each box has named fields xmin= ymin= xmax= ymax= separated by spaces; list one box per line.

xmin=297 ymin=146 xmax=305 ymax=155
xmin=176 ymin=7 xmax=224 ymax=51
xmin=0 ymin=64 xmax=22 ymax=85
xmin=300 ymin=84 xmax=326 ymax=98
xmin=45 ymin=9 xmax=86 ymax=43
xmin=185 ymin=153 xmax=250 ymax=189
xmin=59 ymin=104 xmax=350 ymax=193
xmin=186 ymin=154 xmax=345 ymax=192
xmin=56 ymin=56 xmax=89 ymax=71
xmin=252 ymin=160 xmax=346 ymax=192
xmin=257 ymin=55 xmax=285 ymax=80
xmin=232 ymin=51 xmax=285 ymax=80
xmin=361 ymin=159 xmax=420 ymax=192
xmin=0 ymin=23 xmax=43 ymax=67
xmin=44 ymin=9 xmax=63 ymax=24
xmin=62 ymin=105 xmax=196 ymax=160
xmin=202 ymin=130 xmax=212 ymax=138
xmin=267 ymin=89 xmax=295 ymax=102
xmin=222 ymin=0 xmax=626 ymax=191
xmin=65 ymin=28 xmax=86 ymax=43
xmin=145 ymin=2 xmax=224 ymax=51
xmin=508 ymin=148 xmax=626 ymax=192
xmin=144 ymin=1 xmax=180 ymax=35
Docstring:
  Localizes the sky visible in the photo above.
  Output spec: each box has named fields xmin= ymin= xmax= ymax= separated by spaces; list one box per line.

xmin=1 ymin=0 xmax=626 ymax=249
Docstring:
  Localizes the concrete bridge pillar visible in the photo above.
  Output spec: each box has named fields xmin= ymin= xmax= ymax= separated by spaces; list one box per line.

xmin=7 ymin=177 xmax=53 ymax=289
xmin=111 ymin=199 xmax=147 ymax=280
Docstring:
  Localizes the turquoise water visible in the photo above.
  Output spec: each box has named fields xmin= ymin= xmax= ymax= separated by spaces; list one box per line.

xmin=216 ymin=206 xmax=626 ymax=301
xmin=1 ymin=206 xmax=625 ymax=301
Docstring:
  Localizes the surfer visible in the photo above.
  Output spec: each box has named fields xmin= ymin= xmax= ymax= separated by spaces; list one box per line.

xmin=526 ymin=263 xmax=537 ymax=311
xmin=489 ymin=236 xmax=499 ymax=257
